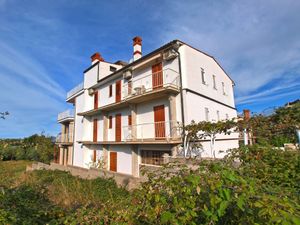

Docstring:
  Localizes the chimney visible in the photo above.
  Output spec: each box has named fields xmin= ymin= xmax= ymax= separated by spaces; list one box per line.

xmin=243 ymin=109 xmax=250 ymax=121
xmin=91 ymin=52 xmax=104 ymax=65
xmin=133 ymin=36 xmax=142 ymax=61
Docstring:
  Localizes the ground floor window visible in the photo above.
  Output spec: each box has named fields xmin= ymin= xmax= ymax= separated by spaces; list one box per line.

xmin=141 ymin=150 xmax=170 ymax=165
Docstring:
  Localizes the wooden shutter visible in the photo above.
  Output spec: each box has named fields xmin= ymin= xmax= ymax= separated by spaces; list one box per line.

xmin=93 ymin=119 xmax=98 ymax=142
xmin=93 ymin=150 xmax=96 ymax=162
xmin=109 ymin=116 xmax=112 ymax=129
xmin=115 ymin=80 xmax=121 ymax=102
xmin=152 ymin=62 xmax=163 ymax=90
xmin=115 ymin=114 xmax=122 ymax=142
xmin=154 ymin=105 xmax=165 ymax=139
xmin=94 ymin=91 xmax=98 ymax=109
xmin=110 ymin=152 xmax=117 ymax=172
xmin=128 ymin=115 xmax=132 ymax=126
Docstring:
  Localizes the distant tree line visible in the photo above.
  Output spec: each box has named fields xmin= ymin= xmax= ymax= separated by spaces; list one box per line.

xmin=0 ymin=134 xmax=54 ymax=163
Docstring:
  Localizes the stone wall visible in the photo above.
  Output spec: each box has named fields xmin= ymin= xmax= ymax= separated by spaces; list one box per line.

xmin=27 ymin=162 xmax=145 ymax=190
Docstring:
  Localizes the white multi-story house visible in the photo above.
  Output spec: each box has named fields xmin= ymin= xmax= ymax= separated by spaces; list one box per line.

xmin=55 ymin=37 xmax=239 ymax=177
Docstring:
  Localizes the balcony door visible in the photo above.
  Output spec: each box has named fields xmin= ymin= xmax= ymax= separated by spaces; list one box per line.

xmin=115 ymin=80 xmax=121 ymax=103
xmin=115 ymin=114 xmax=122 ymax=142
xmin=154 ymin=105 xmax=165 ymax=139
xmin=152 ymin=62 xmax=163 ymax=90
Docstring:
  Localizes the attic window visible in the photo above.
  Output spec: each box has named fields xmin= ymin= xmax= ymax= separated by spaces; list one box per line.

xmin=110 ymin=66 xmax=117 ymax=72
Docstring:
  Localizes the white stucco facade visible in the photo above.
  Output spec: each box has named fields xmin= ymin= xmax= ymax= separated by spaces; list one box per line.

xmin=58 ymin=38 xmax=239 ymax=176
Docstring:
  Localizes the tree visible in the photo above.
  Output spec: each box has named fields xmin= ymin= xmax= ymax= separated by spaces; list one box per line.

xmin=240 ymin=102 xmax=300 ymax=146
xmin=184 ymin=119 xmax=237 ymax=158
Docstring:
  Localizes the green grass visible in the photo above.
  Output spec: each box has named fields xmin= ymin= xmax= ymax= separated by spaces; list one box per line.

xmin=0 ymin=160 xmax=32 ymax=188
xmin=0 ymin=160 xmax=131 ymax=224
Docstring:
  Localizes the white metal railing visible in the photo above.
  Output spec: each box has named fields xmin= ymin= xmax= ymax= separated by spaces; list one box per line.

xmin=57 ymin=109 xmax=74 ymax=121
xmin=56 ymin=132 xmax=73 ymax=143
xmin=123 ymin=68 xmax=180 ymax=98
xmin=67 ymin=82 xmax=83 ymax=99
xmin=122 ymin=121 xmax=182 ymax=142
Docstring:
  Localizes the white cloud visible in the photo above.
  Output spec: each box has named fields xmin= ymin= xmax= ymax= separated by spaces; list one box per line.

xmin=158 ymin=0 xmax=300 ymax=102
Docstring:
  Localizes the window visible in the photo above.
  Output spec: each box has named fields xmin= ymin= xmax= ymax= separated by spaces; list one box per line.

xmin=128 ymin=80 xmax=132 ymax=95
xmin=217 ymin=110 xmax=220 ymax=121
xmin=222 ymin=82 xmax=225 ymax=95
xmin=141 ymin=150 xmax=170 ymax=165
xmin=201 ymin=68 xmax=206 ymax=84
xmin=128 ymin=115 xmax=132 ymax=126
xmin=225 ymin=113 xmax=229 ymax=120
xmin=110 ymin=66 xmax=117 ymax=72
xmin=213 ymin=75 xmax=217 ymax=89
xmin=109 ymin=84 xmax=112 ymax=97
xmin=205 ymin=107 xmax=209 ymax=121
xmin=109 ymin=116 xmax=112 ymax=129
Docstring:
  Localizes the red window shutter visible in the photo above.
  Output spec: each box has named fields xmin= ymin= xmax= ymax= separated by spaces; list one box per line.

xmin=93 ymin=119 xmax=98 ymax=142
xmin=128 ymin=115 xmax=132 ymax=126
xmin=109 ymin=116 xmax=112 ymax=129
xmin=94 ymin=91 xmax=98 ymax=109
xmin=115 ymin=80 xmax=121 ymax=103
xmin=115 ymin=114 xmax=122 ymax=142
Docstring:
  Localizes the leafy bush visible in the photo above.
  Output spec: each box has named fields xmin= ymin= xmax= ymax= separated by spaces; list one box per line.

xmin=0 ymin=134 xmax=54 ymax=163
xmin=0 ymin=145 xmax=299 ymax=224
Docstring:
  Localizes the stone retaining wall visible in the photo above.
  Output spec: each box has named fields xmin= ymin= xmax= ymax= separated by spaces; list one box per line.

xmin=27 ymin=162 xmax=145 ymax=190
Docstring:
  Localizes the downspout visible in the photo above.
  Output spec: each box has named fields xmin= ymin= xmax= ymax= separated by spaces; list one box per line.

xmin=172 ymin=42 xmax=185 ymax=131
xmin=172 ymin=42 xmax=186 ymax=157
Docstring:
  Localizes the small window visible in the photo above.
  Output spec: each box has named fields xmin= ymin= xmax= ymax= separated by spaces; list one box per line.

xmin=205 ymin=107 xmax=209 ymax=121
xmin=213 ymin=75 xmax=217 ymax=89
xmin=110 ymin=66 xmax=117 ymax=72
xmin=201 ymin=68 xmax=206 ymax=84
xmin=225 ymin=113 xmax=229 ymax=120
xmin=128 ymin=115 xmax=132 ymax=126
xmin=217 ymin=110 xmax=220 ymax=121
xmin=109 ymin=116 xmax=112 ymax=129
xmin=222 ymin=82 xmax=225 ymax=95
xmin=109 ymin=85 xmax=112 ymax=97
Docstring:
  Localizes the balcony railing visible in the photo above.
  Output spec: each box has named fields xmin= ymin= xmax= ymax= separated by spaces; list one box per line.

xmin=57 ymin=109 xmax=74 ymax=122
xmin=56 ymin=132 xmax=73 ymax=143
xmin=123 ymin=68 xmax=180 ymax=98
xmin=122 ymin=120 xmax=182 ymax=142
xmin=67 ymin=82 xmax=84 ymax=100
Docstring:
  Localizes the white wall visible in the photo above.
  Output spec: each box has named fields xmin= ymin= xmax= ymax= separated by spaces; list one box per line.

xmin=73 ymin=93 xmax=85 ymax=167
xmin=83 ymin=145 xmax=103 ymax=168
xmin=84 ymin=61 xmax=122 ymax=90
xmin=185 ymin=91 xmax=237 ymax=123
xmin=136 ymin=98 xmax=170 ymax=139
xmin=179 ymin=45 xmax=235 ymax=108
xmin=108 ymin=145 xmax=132 ymax=175
xmin=196 ymin=139 xmax=239 ymax=158
xmin=107 ymin=108 xmax=131 ymax=142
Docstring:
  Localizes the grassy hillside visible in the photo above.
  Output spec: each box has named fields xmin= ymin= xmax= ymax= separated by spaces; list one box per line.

xmin=0 ymin=145 xmax=299 ymax=224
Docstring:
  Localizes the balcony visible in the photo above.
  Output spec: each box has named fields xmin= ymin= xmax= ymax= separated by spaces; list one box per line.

xmin=55 ymin=132 xmax=73 ymax=145
xmin=66 ymin=82 xmax=84 ymax=102
xmin=78 ymin=69 xmax=180 ymax=117
xmin=122 ymin=120 xmax=182 ymax=143
xmin=123 ymin=68 xmax=180 ymax=99
xmin=57 ymin=109 xmax=74 ymax=123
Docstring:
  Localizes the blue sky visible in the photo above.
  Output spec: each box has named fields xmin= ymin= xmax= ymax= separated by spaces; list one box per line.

xmin=0 ymin=0 xmax=299 ymax=138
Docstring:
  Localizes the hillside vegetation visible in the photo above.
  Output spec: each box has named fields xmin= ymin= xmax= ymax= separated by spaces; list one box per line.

xmin=0 ymin=145 xmax=299 ymax=224
xmin=0 ymin=134 xmax=54 ymax=163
